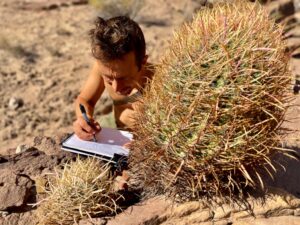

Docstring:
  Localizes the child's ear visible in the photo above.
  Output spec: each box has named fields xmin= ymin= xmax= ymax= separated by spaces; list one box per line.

xmin=142 ymin=55 xmax=148 ymax=65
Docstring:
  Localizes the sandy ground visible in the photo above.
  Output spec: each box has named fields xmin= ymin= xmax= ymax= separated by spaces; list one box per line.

xmin=0 ymin=1 xmax=95 ymax=150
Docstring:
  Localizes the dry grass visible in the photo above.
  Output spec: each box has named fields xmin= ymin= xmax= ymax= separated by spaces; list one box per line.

xmin=129 ymin=0 xmax=295 ymax=202
xmin=36 ymin=157 xmax=123 ymax=225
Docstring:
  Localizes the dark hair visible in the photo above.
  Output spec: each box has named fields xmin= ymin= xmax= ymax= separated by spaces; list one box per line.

xmin=89 ymin=16 xmax=146 ymax=70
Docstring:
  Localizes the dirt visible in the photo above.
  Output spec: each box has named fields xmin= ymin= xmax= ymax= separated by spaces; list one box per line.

xmin=0 ymin=0 xmax=94 ymax=151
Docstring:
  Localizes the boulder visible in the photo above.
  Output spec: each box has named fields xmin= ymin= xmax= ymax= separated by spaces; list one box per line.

xmin=0 ymin=140 xmax=77 ymax=225
xmin=0 ymin=170 xmax=33 ymax=211
xmin=0 ymin=147 xmax=76 ymax=177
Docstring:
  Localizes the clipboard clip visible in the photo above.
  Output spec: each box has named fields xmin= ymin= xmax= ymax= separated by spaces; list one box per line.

xmin=111 ymin=153 xmax=128 ymax=173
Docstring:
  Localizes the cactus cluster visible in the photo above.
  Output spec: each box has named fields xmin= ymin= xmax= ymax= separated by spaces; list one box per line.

xmin=36 ymin=158 xmax=122 ymax=224
xmin=129 ymin=1 xmax=293 ymax=201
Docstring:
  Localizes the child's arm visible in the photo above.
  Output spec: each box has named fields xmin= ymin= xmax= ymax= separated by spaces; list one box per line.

xmin=73 ymin=62 xmax=105 ymax=140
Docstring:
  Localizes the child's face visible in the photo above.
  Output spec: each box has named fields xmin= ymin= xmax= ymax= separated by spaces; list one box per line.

xmin=97 ymin=51 xmax=145 ymax=96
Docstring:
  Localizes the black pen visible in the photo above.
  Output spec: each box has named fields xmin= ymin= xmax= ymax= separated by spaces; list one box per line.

xmin=79 ymin=104 xmax=97 ymax=142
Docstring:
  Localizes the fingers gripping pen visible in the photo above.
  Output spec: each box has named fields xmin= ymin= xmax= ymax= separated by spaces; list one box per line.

xmin=79 ymin=104 xmax=97 ymax=142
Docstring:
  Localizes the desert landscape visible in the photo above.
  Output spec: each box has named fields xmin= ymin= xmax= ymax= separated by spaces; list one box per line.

xmin=0 ymin=0 xmax=300 ymax=224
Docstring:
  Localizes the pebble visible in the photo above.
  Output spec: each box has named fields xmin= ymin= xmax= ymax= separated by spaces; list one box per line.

xmin=294 ymin=208 xmax=300 ymax=216
xmin=0 ymin=211 xmax=9 ymax=217
xmin=15 ymin=144 xmax=30 ymax=154
xmin=294 ymin=74 xmax=300 ymax=94
xmin=8 ymin=97 xmax=24 ymax=110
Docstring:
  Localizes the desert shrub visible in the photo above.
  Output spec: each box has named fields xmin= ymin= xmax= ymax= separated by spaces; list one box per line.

xmin=36 ymin=157 xmax=123 ymax=225
xmin=129 ymin=0 xmax=293 ymax=202
xmin=89 ymin=0 xmax=143 ymax=19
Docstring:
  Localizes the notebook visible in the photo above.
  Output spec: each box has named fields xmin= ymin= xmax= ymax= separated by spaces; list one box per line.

xmin=61 ymin=127 xmax=133 ymax=162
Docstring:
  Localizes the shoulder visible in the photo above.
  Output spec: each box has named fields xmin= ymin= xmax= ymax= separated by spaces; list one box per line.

xmin=91 ymin=61 xmax=102 ymax=76
xmin=89 ymin=61 xmax=105 ymax=85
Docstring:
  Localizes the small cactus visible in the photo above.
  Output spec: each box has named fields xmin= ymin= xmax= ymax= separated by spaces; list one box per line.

xmin=36 ymin=157 xmax=123 ymax=224
xmin=129 ymin=0 xmax=293 ymax=201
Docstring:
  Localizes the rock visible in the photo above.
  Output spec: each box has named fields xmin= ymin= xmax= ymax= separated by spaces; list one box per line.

xmin=8 ymin=97 xmax=24 ymax=110
xmin=77 ymin=218 xmax=106 ymax=225
xmin=104 ymin=189 xmax=300 ymax=225
xmin=15 ymin=144 xmax=31 ymax=154
xmin=0 ymin=143 xmax=77 ymax=225
xmin=106 ymin=196 xmax=172 ymax=225
xmin=0 ymin=211 xmax=9 ymax=217
xmin=236 ymin=216 xmax=300 ymax=225
xmin=213 ymin=204 xmax=232 ymax=220
xmin=293 ymin=74 xmax=300 ymax=94
xmin=0 ymin=211 xmax=37 ymax=225
xmin=33 ymin=134 xmax=71 ymax=155
xmin=0 ymin=169 xmax=33 ymax=211
xmin=0 ymin=147 xmax=76 ymax=177
xmin=294 ymin=208 xmax=300 ymax=216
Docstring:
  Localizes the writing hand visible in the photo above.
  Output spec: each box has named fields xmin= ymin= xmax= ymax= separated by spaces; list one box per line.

xmin=73 ymin=117 xmax=101 ymax=141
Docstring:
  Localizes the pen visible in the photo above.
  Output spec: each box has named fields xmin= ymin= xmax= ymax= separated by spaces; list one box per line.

xmin=79 ymin=104 xmax=97 ymax=142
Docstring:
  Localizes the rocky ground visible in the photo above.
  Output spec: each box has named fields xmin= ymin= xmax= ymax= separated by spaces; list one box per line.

xmin=0 ymin=0 xmax=300 ymax=224
xmin=0 ymin=135 xmax=300 ymax=225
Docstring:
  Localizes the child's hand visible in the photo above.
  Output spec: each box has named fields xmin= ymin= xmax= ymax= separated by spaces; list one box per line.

xmin=73 ymin=117 xmax=101 ymax=140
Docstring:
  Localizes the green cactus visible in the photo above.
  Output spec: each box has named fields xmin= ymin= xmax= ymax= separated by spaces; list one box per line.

xmin=129 ymin=0 xmax=293 ymax=201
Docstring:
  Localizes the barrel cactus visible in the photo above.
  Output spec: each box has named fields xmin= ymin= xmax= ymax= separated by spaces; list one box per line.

xmin=36 ymin=158 xmax=123 ymax=224
xmin=129 ymin=1 xmax=293 ymax=201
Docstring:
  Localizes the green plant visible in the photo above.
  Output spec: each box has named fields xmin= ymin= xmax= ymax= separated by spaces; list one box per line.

xmin=36 ymin=157 xmax=123 ymax=224
xmin=129 ymin=0 xmax=294 ymax=202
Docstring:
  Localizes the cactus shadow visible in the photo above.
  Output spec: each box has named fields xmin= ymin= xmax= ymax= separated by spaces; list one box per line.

xmin=263 ymin=145 xmax=300 ymax=198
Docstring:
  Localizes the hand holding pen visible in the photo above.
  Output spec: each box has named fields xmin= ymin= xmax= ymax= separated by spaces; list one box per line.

xmin=73 ymin=103 xmax=101 ymax=141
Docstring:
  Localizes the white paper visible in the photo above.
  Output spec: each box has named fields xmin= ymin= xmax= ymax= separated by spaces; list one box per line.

xmin=62 ymin=128 xmax=132 ymax=158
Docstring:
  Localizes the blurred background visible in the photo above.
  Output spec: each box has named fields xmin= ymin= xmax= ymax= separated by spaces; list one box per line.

xmin=0 ymin=0 xmax=299 ymax=152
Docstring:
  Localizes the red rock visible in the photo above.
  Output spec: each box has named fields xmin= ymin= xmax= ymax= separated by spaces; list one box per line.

xmin=0 ymin=170 xmax=33 ymax=211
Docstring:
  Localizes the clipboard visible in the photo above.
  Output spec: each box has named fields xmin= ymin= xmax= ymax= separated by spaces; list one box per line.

xmin=61 ymin=127 xmax=132 ymax=164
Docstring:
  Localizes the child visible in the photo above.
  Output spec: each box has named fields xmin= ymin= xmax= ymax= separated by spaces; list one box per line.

xmin=73 ymin=16 xmax=153 ymax=140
